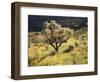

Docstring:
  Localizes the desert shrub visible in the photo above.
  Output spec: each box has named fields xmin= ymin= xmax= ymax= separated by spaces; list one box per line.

xmin=28 ymin=27 xmax=88 ymax=66
xmin=63 ymin=45 xmax=74 ymax=53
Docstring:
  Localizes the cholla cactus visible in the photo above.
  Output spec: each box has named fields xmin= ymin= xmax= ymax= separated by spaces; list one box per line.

xmin=43 ymin=20 xmax=72 ymax=52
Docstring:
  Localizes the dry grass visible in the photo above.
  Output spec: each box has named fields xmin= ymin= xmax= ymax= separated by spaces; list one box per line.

xmin=28 ymin=28 xmax=88 ymax=66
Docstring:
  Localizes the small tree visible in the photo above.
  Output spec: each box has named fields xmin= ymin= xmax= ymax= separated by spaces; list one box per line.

xmin=42 ymin=20 xmax=72 ymax=52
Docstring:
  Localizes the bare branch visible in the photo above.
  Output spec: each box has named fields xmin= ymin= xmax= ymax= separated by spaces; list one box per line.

xmin=44 ymin=30 xmax=56 ymax=49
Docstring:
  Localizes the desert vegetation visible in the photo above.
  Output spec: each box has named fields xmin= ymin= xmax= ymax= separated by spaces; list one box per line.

xmin=28 ymin=20 xmax=88 ymax=66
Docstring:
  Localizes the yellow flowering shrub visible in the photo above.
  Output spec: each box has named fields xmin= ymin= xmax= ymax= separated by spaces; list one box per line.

xmin=28 ymin=28 xmax=88 ymax=66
